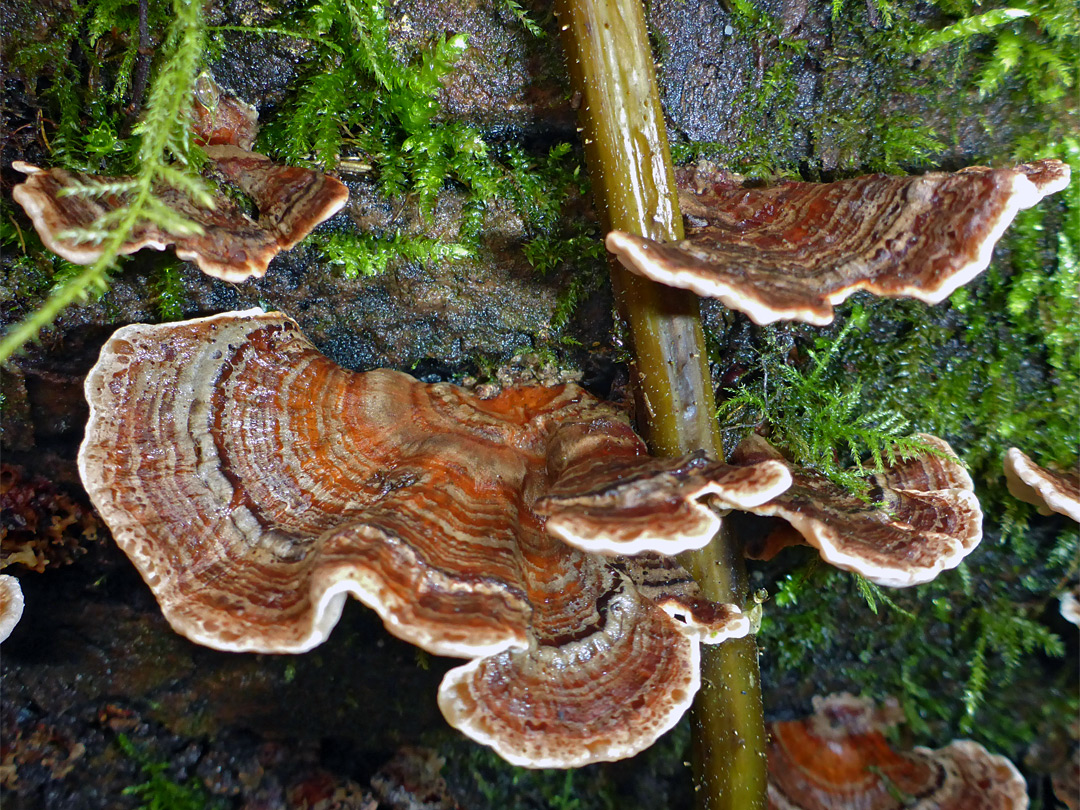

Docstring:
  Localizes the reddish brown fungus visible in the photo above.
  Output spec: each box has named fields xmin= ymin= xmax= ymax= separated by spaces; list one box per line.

xmin=607 ymin=160 xmax=1070 ymax=324
xmin=12 ymin=77 xmax=347 ymax=282
xmin=767 ymin=693 xmax=1029 ymax=809
xmin=78 ymin=310 xmax=794 ymax=766
xmin=732 ymin=434 xmax=982 ymax=587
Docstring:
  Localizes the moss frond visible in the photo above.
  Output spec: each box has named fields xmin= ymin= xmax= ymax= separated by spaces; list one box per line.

xmin=1 ymin=0 xmax=208 ymax=364
xmin=314 ymin=231 xmax=473 ymax=279
xmin=717 ymin=309 xmax=938 ymax=496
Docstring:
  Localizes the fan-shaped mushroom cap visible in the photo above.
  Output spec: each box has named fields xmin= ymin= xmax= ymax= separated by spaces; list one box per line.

xmin=1003 ymin=448 xmax=1080 ymax=522
xmin=768 ymin=693 xmax=1029 ymax=810
xmin=79 ymin=309 xmax=753 ymax=766
xmin=0 ymin=574 xmax=24 ymax=643
xmin=607 ymin=159 xmax=1070 ymax=325
xmin=534 ymin=428 xmax=791 ymax=555
xmin=11 ymin=79 xmax=347 ymax=282
xmin=11 ymin=154 xmax=347 ymax=282
xmin=732 ymin=434 xmax=982 ymax=587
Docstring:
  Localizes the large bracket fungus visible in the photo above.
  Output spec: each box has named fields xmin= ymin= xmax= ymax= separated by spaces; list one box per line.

xmin=733 ymin=434 xmax=982 ymax=587
xmin=78 ymin=309 xmax=799 ymax=767
xmin=606 ymin=160 xmax=1070 ymax=325
xmin=767 ymin=693 xmax=1029 ymax=809
xmin=12 ymin=76 xmax=348 ymax=282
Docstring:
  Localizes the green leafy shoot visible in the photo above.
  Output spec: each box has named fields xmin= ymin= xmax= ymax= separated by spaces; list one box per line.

xmin=315 ymin=231 xmax=473 ymax=279
xmin=916 ymin=0 xmax=1077 ymax=102
xmin=854 ymin=574 xmax=915 ymax=618
xmin=912 ymin=7 xmax=1031 ymax=53
xmin=717 ymin=309 xmax=940 ymax=496
xmin=260 ymin=0 xmax=497 ymax=215
xmin=151 ymin=261 xmax=187 ymax=322
xmin=0 ymin=0 xmax=208 ymax=364
xmin=502 ymin=0 xmax=546 ymax=37
xmin=960 ymin=607 xmax=1065 ymax=728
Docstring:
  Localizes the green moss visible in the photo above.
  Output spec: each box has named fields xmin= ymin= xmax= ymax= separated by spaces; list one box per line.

xmin=717 ymin=309 xmax=939 ymax=497
xmin=314 ymin=230 xmax=473 ymax=279
xmin=8 ymin=0 xmax=181 ymax=175
xmin=116 ymin=734 xmax=227 ymax=810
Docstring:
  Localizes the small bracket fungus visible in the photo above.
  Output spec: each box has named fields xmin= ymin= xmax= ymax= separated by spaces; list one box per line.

xmin=732 ymin=434 xmax=983 ymax=587
xmin=0 ymin=574 xmax=24 ymax=643
xmin=12 ymin=77 xmax=347 ymax=282
xmin=534 ymin=441 xmax=792 ymax=556
xmin=78 ymin=310 xmax=787 ymax=767
xmin=606 ymin=160 xmax=1070 ymax=325
xmin=767 ymin=693 xmax=1029 ymax=810
xmin=1003 ymin=448 xmax=1080 ymax=523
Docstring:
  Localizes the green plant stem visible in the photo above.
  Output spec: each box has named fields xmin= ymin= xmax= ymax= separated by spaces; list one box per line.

xmin=552 ymin=1 xmax=766 ymax=807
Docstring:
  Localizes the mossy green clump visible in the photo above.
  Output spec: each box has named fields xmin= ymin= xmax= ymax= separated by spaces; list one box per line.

xmin=717 ymin=308 xmax=938 ymax=497
xmin=116 ymin=734 xmax=227 ymax=810
xmin=257 ymin=0 xmax=498 ymax=209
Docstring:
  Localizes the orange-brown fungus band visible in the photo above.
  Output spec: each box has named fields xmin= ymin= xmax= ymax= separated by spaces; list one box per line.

xmin=767 ymin=693 xmax=1028 ymax=809
xmin=78 ymin=310 xmax=788 ymax=767
xmin=607 ymin=160 xmax=1070 ymax=324
xmin=732 ymin=435 xmax=982 ymax=587
xmin=12 ymin=76 xmax=347 ymax=282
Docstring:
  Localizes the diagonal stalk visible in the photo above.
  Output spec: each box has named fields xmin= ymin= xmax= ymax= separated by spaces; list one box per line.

xmin=552 ymin=1 xmax=767 ymax=807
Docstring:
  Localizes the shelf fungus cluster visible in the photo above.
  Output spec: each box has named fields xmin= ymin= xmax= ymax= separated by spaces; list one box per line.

xmin=735 ymin=434 xmax=983 ymax=588
xmin=78 ymin=310 xmax=995 ymax=765
xmin=78 ymin=309 xmax=803 ymax=768
xmin=12 ymin=75 xmax=347 ymax=282
xmin=767 ymin=693 xmax=1029 ymax=810
xmin=607 ymin=159 xmax=1070 ymax=325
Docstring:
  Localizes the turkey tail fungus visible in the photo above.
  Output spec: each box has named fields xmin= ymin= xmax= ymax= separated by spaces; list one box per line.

xmin=11 ymin=75 xmax=347 ymax=283
xmin=767 ymin=693 xmax=1029 ymax=809
xmin=607 ymin=160 xmax=1070 ymax=325
xmin=78 ymin=309 xmax=793 ymax=767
